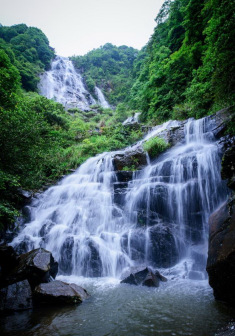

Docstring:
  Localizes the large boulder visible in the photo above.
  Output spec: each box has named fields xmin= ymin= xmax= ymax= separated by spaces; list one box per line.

xmin=206 ymin=197 xmax=235 ymax=305
xmin=207 ymin=143 xmax=235 ymax=305
xmin=113 ymin=147 xmax=147 ymax=171
xmin=5 ymin=248 xmax=58 ymax=288
xmin=34 ymin=280 xmax=89 ymax=305
xmin=0 ymin=279 xmax=32 ymax=312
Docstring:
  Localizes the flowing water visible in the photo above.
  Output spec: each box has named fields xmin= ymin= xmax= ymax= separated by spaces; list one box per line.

xmin=3 ymin=115 xmax=234 ymax=335
xmin=38 ymin=56 xmax=109 ymax=110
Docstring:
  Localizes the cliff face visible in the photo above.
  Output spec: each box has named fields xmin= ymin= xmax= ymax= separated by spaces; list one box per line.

xmin=207 ymin=142 xmax=235 ymax=305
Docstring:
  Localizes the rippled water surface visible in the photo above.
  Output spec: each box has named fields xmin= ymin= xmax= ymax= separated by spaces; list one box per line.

xmin=1 ymin=276 xmax=234 ymax=336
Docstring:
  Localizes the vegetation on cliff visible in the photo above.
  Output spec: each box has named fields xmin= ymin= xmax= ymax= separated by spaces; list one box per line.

xmin=128 ymin=0 xmax=235 ymax=123
xmin=71 ymin=43 xmax=138 ymax=106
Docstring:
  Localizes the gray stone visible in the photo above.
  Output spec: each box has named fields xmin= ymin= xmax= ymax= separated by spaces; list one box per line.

xmin=0 ymin=279 xmax=32 ymax=312
xmin=6 ymin=248 xmax=58 ymax=288
xmin=34 ymin=280 xmax=89 ymax=305
xmin=113 ymin=147 xmax=147 ymax=171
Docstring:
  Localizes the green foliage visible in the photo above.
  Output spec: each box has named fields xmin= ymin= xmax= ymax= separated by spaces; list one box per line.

xmin=71 ymin=43 xmax=138 ymax=106
xmin=129 ymin=0 xmax=235 ymax=122
xmin=0 ymin=24 xmax=55 ymax=91
xmin=143 ymin=137 xmax=169 ymax=158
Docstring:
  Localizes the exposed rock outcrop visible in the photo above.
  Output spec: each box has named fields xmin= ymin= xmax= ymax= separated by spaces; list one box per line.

xmin=207 ymin=143 xmax=235 ymax=305
xmin=113 ymin=146 xmax=147 ymax=171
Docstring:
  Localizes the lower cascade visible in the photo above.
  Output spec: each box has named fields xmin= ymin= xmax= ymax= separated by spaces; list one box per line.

xmin=11 ymin=116 xmax=227 ymax=280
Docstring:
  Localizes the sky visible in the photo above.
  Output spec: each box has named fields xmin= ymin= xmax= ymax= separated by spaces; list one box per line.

xmin=1 ymin=0 xmax=165 ymax=57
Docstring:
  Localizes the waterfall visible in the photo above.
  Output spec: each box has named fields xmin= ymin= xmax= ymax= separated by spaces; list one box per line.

xmin=95 ymin=86 xmax=110 ymax=109
xmin=123 ymin=112 xmax=141 ymax=125
xmin=11 ymin=116 xmax=227 ymax=280
xmin=38 ymin=56 xmax=96 ymax=111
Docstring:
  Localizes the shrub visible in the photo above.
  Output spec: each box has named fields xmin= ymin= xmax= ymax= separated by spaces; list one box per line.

xmin=143 ymin=136 xmax=169 ymax=158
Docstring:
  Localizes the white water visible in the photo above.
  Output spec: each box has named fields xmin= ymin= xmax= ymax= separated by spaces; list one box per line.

xmin=95 ymin=86 xmax=110 ymax=108
xmin=38 ymin=56 xmax=109 ymax=110
xmin=11 ymin=116 xmax=227 ymax=280
xmin=123 ymin=112 xmax=141 ymax=125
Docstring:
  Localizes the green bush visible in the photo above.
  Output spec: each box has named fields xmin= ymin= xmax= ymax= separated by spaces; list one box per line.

xmin=143 ymin=136 xmax=169 ymax=158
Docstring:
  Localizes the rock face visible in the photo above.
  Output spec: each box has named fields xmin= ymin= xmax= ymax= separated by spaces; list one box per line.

xmin=0 ymin=280 xmax=32 ymax=312
xmin=5 ymin=248 xmax=58 ymax=288
xmin=207 ymin=143 xmax=235 ymax=305
xmin=120 ymin=267 xmax=167 ymax=287
xmin=0 ymin=245 xmax=18 ymax=284
xmin=206 ymin=197 xmax=235 ymax=305
xmin=113 ymin=146 xmax=147 ymax=171
xmin=34 ymin=280 xmax=89 ymax=305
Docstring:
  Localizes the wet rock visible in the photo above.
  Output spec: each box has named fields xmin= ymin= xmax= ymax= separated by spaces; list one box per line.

xmin=116 ymin=171 xmax=133 ymax=182
xmin=120 ymin=273 xmax=138 ymax=285
xmin=206 ymin=197 xmax=235 ymax=305
xmin=113 ymin=147 xmax=147 ymax=171
xmin=0 ymin=279 xmax=32 ymax=312
xmin=148 ymin=225 xmax=179 ymax=268
xmin=34 ymin=280 xmax=89 ymax=305
xmin=207 ymin=140 xmax=235 ymax=305
xmin=59 ymin=236 xmax=74 ymax=274
xmin=213 ymin=107 xmax=233 ymax=139
xmin=5 ymin=248 xmax=58 ymax=288
xmin=221 ymin=145 xmax=235 ymax=190
xmin=120 ymin=266 xmax=167 ymax=287
xmin=142 ymin=272 xmax=159 ymax=287
xmin=166 ymin=124 xmax=185 ymax=146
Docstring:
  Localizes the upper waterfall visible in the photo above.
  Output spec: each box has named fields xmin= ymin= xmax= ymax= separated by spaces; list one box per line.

xmin=38 ymin=56 xmax=110 ymax=110
xmin=11 ymin=116 xmax=227 ymax=280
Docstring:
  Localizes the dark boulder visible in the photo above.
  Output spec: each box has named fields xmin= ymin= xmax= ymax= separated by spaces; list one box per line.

xmin=221 ymin=145 xmax=235 ymax=190
xmin=120 ymin=273 xmax=138 ymax=285
xmin=34 ymin=280 xmax=89 ymax=305
xmin=120 ymin=266 xmax=167 ymax=287
xmin=207 ymin=142 xmax=235 ymax=305
xmin=0 ymin=279 xmax=32 ymax=312
xmin=142 ymin=272 xmax=159 ymax=287
xmin=206 ymin=197 xmax=235 ymax=305
xmin=5 ymin=248 xmax=58 ymax=289
xmin=0 ymin=245 xmax=18 ymax=280
xmin=113 ymin=147 xmax=147 ymax=171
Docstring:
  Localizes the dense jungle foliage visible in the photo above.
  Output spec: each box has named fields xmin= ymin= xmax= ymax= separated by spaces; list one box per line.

xmin=0 ymin=24 xmax=55 ymax=91
xmin=71 ymin=43 xmax=138 ymax=106
xmin=128 ymin=0 xmax=235 ymax=123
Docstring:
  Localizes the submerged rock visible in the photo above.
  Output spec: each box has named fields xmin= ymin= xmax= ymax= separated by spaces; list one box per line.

xmin=120 ymin=267 xmax=167 ymax=287
xmin=0 ymin=279 xmax=32 ymax=312
xmin=34 ymin=280 xmax=89 ymax=305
